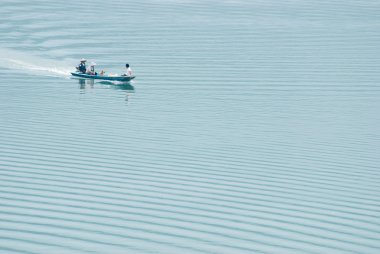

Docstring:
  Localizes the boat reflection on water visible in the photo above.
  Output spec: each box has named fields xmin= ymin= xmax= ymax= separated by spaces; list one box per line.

xmin=97 ymin=81 xmax=135 ymax=91
xmin=78 ymin=78 xmax=94 ymax=91
xmin=77 ymin=78 xmax=134 ymax=91
xmin=77 ymin=78 xmax=135 ymax=102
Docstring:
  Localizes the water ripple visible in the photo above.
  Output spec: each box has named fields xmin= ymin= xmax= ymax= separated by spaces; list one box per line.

xmin=1 ymin=0 xmax=380 ymax=253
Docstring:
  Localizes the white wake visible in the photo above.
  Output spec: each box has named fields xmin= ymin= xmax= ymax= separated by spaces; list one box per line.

xmin=0 ymin=47 xmax=73 ymax=77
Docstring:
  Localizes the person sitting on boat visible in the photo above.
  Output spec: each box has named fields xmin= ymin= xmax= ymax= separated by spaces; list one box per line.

xmin=76 ymin=58 xmax=87 ymax=73
xmin=87 ymin=62 xmax=97 ymax=75
xmin=122 ymin=63 xmax=133 ymax=76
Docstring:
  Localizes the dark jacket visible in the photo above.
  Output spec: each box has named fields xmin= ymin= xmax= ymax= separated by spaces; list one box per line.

xmin=78 ymin=63 xmax=86 ymax=73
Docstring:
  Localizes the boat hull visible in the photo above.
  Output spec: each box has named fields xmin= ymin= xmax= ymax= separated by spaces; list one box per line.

xmin=71 ymin=72 xmax=135 ymax=82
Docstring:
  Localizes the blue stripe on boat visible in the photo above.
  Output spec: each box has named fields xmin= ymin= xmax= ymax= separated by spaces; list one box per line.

xmin=71 ymin=72 xmax=135 ymax=82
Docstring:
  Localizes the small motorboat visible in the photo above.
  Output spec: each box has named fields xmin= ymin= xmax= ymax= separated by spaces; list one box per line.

xmin=71 ymin=72 xmax=135 ymax=82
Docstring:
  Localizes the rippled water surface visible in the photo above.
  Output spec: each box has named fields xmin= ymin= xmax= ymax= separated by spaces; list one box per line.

xmin=1 ymin=0 xmax=380 ymax=253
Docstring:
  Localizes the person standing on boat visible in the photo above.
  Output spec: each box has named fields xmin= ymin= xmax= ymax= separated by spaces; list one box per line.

xmin=123 ymin=63 xmax=133 ymax=76
xmin=76 ymin=58 xmax=87 ymax=74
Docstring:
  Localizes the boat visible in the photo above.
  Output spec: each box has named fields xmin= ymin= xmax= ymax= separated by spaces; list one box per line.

xmin=71 ymin=72 xmax=135 ymax=82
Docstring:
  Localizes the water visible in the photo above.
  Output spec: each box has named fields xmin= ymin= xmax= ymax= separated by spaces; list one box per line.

xmin=1 ymin=0 xmax=380 ymax=253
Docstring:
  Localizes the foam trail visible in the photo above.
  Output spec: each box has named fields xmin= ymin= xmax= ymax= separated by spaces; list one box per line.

xmin=0 ymin=48 xmax=72 ymax=77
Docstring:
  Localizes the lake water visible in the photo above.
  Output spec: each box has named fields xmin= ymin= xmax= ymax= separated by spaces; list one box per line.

xmin=0 ymin=0 xmax=380 ymax=253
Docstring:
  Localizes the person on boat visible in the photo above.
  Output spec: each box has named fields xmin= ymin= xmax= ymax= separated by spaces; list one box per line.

xmin=76 ymin=58 xmax=87 ymax=73
xmin=87 ymin=62 xmax=97 ymax=75
xmin=122 ymin=63 xmax=133 ymax=76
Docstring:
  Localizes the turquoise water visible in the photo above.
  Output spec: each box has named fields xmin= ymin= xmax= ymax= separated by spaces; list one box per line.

xmin=1 ymin=0 xmax=380 ymax=253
